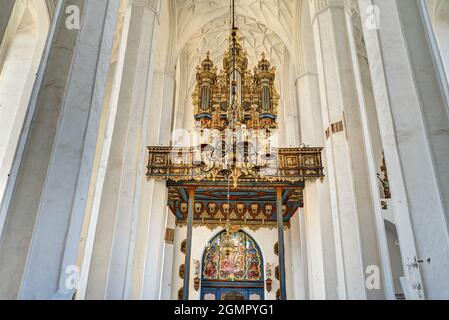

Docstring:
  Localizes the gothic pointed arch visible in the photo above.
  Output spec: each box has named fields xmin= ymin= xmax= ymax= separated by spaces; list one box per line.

xmin=200 ymin=228 xmax=265 ymax=300
xmin=202 ymin=229 xmax=264 ymax=282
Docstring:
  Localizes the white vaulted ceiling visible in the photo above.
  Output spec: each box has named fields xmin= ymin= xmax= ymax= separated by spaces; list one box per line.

xmin=172 ymin=0 xmax=301 ymax=140
xmin=185 ymin=15 xmax=285 ymax=71
xmin=176 ymin=0 xmax=295 ymax=66
xmin=176 ymin=0 xmax=295 ymax=54
xmin=175 ymin=0 xmax=298 ymax=104
xmin=182 ymin=14 xmax=287 ymax=92
xmin=177 ymin=0 xmax=295 ymax=62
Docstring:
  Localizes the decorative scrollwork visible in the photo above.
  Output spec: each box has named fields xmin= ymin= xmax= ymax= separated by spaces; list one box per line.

xmin=179 ymin=264 xmax=186 ymax=279
xmin=181 ymin=239 xmax=187 ymax=254
xmin=147 ymin=146 xmax=324 ymax=184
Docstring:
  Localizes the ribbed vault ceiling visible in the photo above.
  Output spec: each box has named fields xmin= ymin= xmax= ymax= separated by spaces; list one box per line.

xmin=176 ymin=0 xmax=296 ymax=99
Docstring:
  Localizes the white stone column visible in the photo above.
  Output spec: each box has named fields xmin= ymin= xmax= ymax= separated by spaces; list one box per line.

xmin=295 ymin=73 xmax=339 ymax=300
xmin=425 ymin=0 xmax=449 ymax=83
xmin=75 ymin=0 xmax=131 ymax=301
xmin=295 ymin=67 xmax=340 ymax=299
xmin=0 ymin=0 xmax=120 ymax=300
xmin=160 ymin=210 xmax=176 ymax=299
xmin=344 ymin=0 xmax=396 ymax=300
xmin=85 ymin=0 xmax=161 ymax=300
xmin=135 ymin=72 xmax=176 ymax=300
xmin=0 ymin=0 xmax=50 ymax=227
xmin=309 ymin=0 xmax=384 ymax=299
xmin=294 ymin=1 xmax=339 ymax=299
xmin=171 ymin=225 xmax=187 ymax=299
xmin=288 ymin=210 xmax=308 ymax=300
xmin=359 ymin=0 xmax=449 ymax=299
xmin=280 ymin=53 xmax=300 ymax=147
xmin=293 ymin=1 xmax=340 ymax=300
xmin=297 ymin=210 xmax=310 ymax=299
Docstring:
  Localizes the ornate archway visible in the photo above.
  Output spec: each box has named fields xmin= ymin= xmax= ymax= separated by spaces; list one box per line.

xmin=200 ymin=229 xmax=264 ymax=300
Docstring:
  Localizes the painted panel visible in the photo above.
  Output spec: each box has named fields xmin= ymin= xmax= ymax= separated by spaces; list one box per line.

xmin=202 ymin=230 xmax=262 ymax=281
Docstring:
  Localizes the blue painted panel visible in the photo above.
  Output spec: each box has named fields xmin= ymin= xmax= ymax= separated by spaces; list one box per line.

xmin=202 ymin=280 xmax=264 ymax=288
xmin=200 ymin=287 xmax=264 ymax=300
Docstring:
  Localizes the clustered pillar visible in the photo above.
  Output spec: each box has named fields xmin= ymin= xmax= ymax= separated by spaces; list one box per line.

xmin=0 ymin=0 xmax=120 ymax=300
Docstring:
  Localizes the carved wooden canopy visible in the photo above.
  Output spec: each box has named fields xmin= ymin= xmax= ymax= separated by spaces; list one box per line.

xmin=146 ymin=29 xmax=324 ymax=228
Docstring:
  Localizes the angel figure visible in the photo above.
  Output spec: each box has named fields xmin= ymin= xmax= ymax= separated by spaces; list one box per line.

xmin=193 ymin=259 xmax=200 ymax=277
xmin=266 ymin=263 xmax=273 ymax=278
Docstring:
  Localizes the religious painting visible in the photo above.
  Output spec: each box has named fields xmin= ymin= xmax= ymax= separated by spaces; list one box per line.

xmin=203 ymin=238 xmax=219 ymax=279
xmin=202 ymin=230 xmax=262 ymax=282
xmin=218 ymin=232 xmax=245 ymax=280
xmin=245 ymin=237 xmax=262 ymax=280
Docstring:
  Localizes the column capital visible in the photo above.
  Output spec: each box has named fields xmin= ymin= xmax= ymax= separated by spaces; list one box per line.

xmin=310 ymin=0 xmax=345 ymax=23
xmin=344 ymin=0 xmax=360 ymax=17
xmin=295 ymin=72 xmax=318 ymax=85
xmin=0 ymin=0 xmax=121 ymax=300
xmin=130 ymin=0 xmax=160 ymax=13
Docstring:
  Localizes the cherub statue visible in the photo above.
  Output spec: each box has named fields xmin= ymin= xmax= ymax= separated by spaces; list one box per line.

xmin=266 ymin=263 xmax=273 ymax=278
xmin=193 ymin=259 xmax=200 ymax=277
